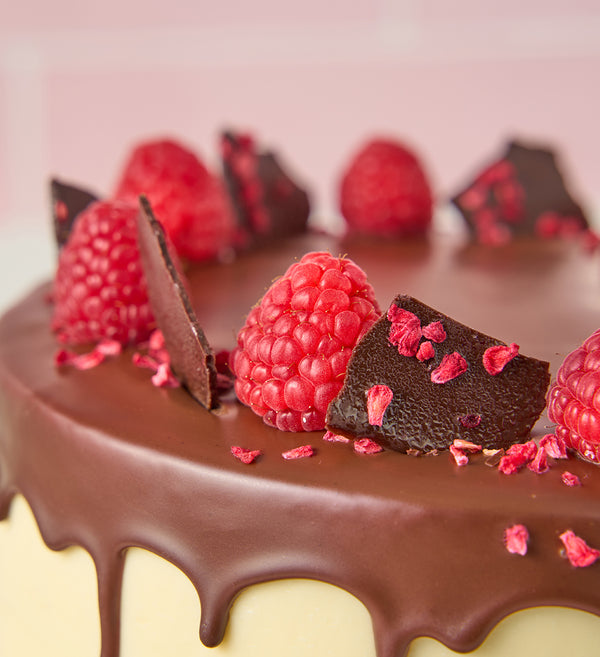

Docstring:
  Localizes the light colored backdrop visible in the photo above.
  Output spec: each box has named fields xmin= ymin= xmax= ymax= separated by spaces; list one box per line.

xmin=1 ymin=0 xmax=600 ymax=306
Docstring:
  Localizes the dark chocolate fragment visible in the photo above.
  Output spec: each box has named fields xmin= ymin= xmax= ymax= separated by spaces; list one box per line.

xmin=220 ymin=130 xmax=310 ymax=249
xmin=451 ymin=140 xmax=589 ymax=245
xmin=50 ymin=178 xmax=99 ymax=248
xmin=326 ymin=295 xmax=550 ymax=453
xmin=137 ymin=196 xmax=219 ymax=409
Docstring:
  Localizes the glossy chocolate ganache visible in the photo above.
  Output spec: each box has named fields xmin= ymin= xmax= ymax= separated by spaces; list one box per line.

xmin=2 ymin=231 xmax=600 ymax=657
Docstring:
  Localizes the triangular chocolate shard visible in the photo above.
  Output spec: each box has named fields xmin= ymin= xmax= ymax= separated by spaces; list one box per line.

xmin=326 ymin=295 xmax=550 ymax=453
xmin=137 ymin=196 xmax=219 ymax=410
xmin=220 ymin=130 xmax=310 ymax=248
xmin=451 ymin=140 xmax=589 ymax=245
xmin=51 ymin=178 xmax=99 ymax=248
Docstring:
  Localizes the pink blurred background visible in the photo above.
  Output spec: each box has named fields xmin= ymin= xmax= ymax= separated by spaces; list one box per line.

xmin=1 ymin=0 xmax=599 ymax=234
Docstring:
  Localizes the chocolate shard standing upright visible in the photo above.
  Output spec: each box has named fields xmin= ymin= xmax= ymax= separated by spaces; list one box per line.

xmin=137 ymin=196 xmax=219 ymax=410
xmin=220 ymin=130 xmax=310 ymax=249
xmin=326 ymin=294 xmax=550 ymax=453
xmin=451 ymin=140 xmax=589 ymax=245
xmin=50 ymin=178 xmax=99 ymax=248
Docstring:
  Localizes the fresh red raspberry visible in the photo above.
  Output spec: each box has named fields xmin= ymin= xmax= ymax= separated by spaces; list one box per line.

xmin=231 ymin=252 xmax=381 ymax=431
xmin=113 ymin=138 xmax=236 ymax=262
xmin=547 ymin=329 xmax=600 ymax=463
xmin=339 ymin=139 xmax=433 ymax=237
xmin=51 ymin=200 xmax=155 ymax=346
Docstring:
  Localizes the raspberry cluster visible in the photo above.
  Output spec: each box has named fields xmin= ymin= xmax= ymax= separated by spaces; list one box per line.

xmin=114 ymin=139 xmax=236 ymax=262
xmin=547 ymin=329 xmax=600 ymax=463
xmin=231 ymin=252 xmax=381 ymax=431
xmin=51 ymin=200 xmax=155 ymax=345
xmin=339 ymin=139 xmax=433 ymax=237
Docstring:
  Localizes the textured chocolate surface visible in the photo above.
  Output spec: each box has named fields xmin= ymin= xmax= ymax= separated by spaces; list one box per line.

xmin=137 ymin=196 xmax=218 ymax=409
xmin=51 ymin=178 xmax=99 ymax=249
xmin=452 ymin=141 xmax=589 ymax=242
xmin=2 ymin=233 xmax=600 ymax=657
xmin=221 ymin=131 xmax=310 ymax=247
xmin=327 ymin=295 xmax=550 ymax=452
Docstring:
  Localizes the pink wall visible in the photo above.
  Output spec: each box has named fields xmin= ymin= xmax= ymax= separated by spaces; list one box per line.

xmin=1 ymin=1 xmax=599 ymax=229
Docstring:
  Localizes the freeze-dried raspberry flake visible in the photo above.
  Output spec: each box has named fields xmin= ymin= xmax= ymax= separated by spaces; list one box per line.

xmin=540 ymin=433 xmax=568 ymax=459
xmin=323 ymin=430 xmax=350 ymax=443
xmin=562 ymin=471 xmax=582 ymax=487
xmin=483 ymin=343 xmax=519 ymax=375
xmin=498 ymin=440 xmax=537 ymax=474
xmin=559 ymin=530 xmax=600 ymax=567
xmin=527 ymin=445 xmax=550 ymax=474
xmin=231 ymin=446 xmax=262 ymax=464
xmin=504 ymin=524 xmax=529 ymax=556
xmin=354 ymin=438 xmax=383 ymax=455
xmin=430 ymin=352 xmax=468 ymax=384
xmin=388 ymin=305 xmax=422 ymax=357
xmin=366 ymin=385 xmax=393 ymax=426
xmin=55 ymin=339 xmax=123 ymax=370
xmin=459 ymin=414 xmax=482 ymax=428
xmin=416 ymin=341 xmax=435 ymax=362
xmin=282 ymin=444 xmax=314 ymax=460
xmin=422 ymin=321 xmax=446 ymax=343
xmin=449 ymin=444 xmax=469 ymax=466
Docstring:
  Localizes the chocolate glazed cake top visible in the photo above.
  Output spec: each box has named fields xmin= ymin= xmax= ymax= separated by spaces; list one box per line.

xmin=1 ymin=232 xmax=600 ymax=657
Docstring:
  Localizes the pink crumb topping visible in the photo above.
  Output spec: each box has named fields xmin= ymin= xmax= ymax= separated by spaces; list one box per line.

xmin=416 ymin=341 xmax=435 ymax=362
xmin=422 ymin=321 xmax=447 ymax=343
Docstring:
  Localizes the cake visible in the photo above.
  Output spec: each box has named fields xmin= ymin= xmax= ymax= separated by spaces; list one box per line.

xmin=2 ymin=138 xmax=600 ymax=656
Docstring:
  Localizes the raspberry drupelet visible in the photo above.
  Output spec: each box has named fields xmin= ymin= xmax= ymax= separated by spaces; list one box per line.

xmin=51 ymin=200 xmax=155 ymax=346
xmin=231 ymin=252 xmax=381 ymax=431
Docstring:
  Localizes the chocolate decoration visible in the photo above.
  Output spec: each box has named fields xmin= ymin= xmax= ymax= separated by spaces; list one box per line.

xmin=452 ymin=140 xmax=589 ymax=243
xmin=2 ymin=233 xmax=600 ymax=657
xmin=50 ymin=178 xmax=99 ymax=249
xmin=326 ymin=295 xmax=550 ymax=452
xmin=137 ymin=196 xmax=219 ymax=410
xmin=221 ymin=131 xmax=310 ymax=248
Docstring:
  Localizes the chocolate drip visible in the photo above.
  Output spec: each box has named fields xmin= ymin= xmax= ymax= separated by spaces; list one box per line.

xmin=2 ymin=235 xmax=600 ymax=657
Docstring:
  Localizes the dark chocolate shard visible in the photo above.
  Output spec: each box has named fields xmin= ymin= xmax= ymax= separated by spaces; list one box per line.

xmin=220 ymin=130 xmax=310 ymax=249
xmin=51 ymin=178 xmax=99 ymax=249
xmin=451 ymin=140 xmax=589 ymax=245
xmin=137 ymin=196 xmax=219 ymax=410
xmin=326 ymin=295 xmax=550 ymax=453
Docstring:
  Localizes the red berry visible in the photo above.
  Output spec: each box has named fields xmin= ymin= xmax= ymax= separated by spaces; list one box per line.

xmin=547 ymin=329 xmax=600 ymax=463
xmin=232 ymin=252 xmax=380 ymax=431
xmin=339 ymin=139 xmax=433 ymax=237
xmin=51 ymin=200 xmax=155 ymax=346
xmin=114 ymin=138 xmax=236 ymax=262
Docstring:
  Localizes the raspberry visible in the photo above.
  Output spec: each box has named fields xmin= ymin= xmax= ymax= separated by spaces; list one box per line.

xmin=339 ymin=138 xmax=433 ymax=237
xmin=51 ymin=200 xmax=155 ymax=346
xmin=547 ymin=329 xmax=600 ymax=463
xmin=114 ymin=138 xmax=236 ymax=262
xmin=231 ymin=252 xmax=381 ymax=431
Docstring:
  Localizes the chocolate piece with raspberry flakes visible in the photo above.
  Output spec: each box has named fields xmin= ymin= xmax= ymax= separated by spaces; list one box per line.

xmin=326 ymin=295 xmax=550 ymax=453
xmin=220 ymin=130 xmax=310 ymax=248
xmin=51 ymin=178 xmax=98 ymax=249
xmin=137 ymin=196 xmax=219 ymax=410
xmin=452 ymin=140 xmax=589 ymax=245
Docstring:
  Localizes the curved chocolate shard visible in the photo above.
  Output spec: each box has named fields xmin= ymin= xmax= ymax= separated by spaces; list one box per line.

xmin=451 ymin=140 xmax=589 ymax=244
xmin=50 ymin=178 xmax=99 ymax=249
xmin=326 ymin=295 xmax=550 ymax=453
xmin=220 ymin=130 xmax=310 ymax=249
xmin=137 ymin=196 xmax=219 ymax=410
